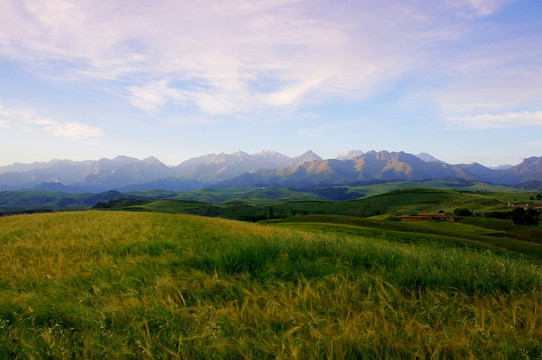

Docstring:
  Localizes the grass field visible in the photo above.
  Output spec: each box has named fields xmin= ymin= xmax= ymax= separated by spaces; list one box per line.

xmin=346 ymin=180 xmax=532 ymax=198
xmin=171 ymin=186 xmax=326 ymax=204
xmin=94 ymin=187 xmax=542 ymax=262
xmin=264 ymin=215 xmax=542 ymax=263
xmin=95 ymin=187 xmax=538 ymax=219
xmin=271 ymin=187 xmax=536 ymax=217
xmin=1 ymin=211 xmax=541 ymax=358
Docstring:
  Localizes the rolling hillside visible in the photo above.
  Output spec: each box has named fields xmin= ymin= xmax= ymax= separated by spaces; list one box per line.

xmin=0 ymin=211 xmax=541 ymax=358
xmin=92 ymin=187 xmax=542 ymax=260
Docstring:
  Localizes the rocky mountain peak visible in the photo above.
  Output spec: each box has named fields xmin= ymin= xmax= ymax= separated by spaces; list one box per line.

xmin=336 ymin=150 xmax=363 ymax=160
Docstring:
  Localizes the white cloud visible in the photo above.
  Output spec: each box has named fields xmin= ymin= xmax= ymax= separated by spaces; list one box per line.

xmin=0 ymin=0 xmax=454 ymax=115
xmin=127 ymin=80 xmax=186 ymax=112
xmin=47 ymin=122 xmax=103 ymax=139
xmin=0 ymin=102 xmax=103 ymax=138
xmin=267 ymin=75 xmax=329 ymax=106
xmin=0 ymin=0 xmax=537 ymax=120
xmin=447 ymin=110 xmax=542 ymax=130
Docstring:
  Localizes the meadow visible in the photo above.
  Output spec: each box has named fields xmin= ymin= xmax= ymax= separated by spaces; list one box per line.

xmin=95 ymin=187 xmax=541 ymax=219
xmin=265 ymin=214 xmax=542 ymax=263
xmin=94 ymin=187 xmax=542 ymax=261
xmin=1 ymin=211 xmax=541 ymax=359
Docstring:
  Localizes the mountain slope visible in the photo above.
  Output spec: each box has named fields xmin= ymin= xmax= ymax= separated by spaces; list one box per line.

xmin=173 ymin=150 xmax=302 ymax=183
xmin=1 ymin=151 xmax=541 ymax=191
xmin=289 ymin=150 xmax=322 ymax=166
xmin=222 ymin=151 xmax=542 ymax=187
xmin=0 ymin=156 xmax=176 ymax=192
xmin=510 ymin=157 xmax=542 ymax=182
xmin=79 ymin=156 xmax=173 ymax=188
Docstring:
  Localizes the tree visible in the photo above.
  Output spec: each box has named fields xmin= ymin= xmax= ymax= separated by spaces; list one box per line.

xmin=511 ymin=207 xmax=540 ymax=226
xmin=267 ymin=206 xmax=275 ymax=219
xmin=454 ymin=208 xmax=472 ymax=216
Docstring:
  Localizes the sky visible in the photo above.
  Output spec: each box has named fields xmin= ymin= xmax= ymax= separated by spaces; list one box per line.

xmin=0 ymin=0 xmax=541 ymax=167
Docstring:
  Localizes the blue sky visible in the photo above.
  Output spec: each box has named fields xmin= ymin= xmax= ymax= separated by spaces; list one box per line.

xmin=0 ymin=0 xmax=540 ymax=167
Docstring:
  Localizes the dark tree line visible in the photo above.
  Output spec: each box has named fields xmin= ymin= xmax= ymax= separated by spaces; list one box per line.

xmin=455 ymin=207 xmax=540 ymax=226
xmin=485 ymin=208 xmax=540 ymax=226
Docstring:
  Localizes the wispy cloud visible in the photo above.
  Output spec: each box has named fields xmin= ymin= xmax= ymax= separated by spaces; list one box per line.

xmin=447 ymin=110 xmax=542 ymax=130
xmin=127 ymin=80 xmax=186 ymax=113
xmin=46 ymin=122 xmax=103 ymax=139
xmin=449 ymin=0 xmax=515 ymax=17
xmin=432 ymin=37 xmax=542 ymax=114
xmin=0 ymin=0 xmax=538 ymax=122
xmin=0 ymin=0 xmax=499 ymax=115
xmin=0 ymin=102 xmax=103 ymax=138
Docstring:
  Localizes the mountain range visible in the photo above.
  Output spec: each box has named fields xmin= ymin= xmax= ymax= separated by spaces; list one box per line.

xmin=0 ymin=150 xmax=541 ymax=192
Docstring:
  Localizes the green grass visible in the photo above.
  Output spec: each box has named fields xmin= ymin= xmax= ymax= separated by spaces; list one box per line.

xmin=348 ymin=180 xmax=532 ymax=198
xmin=95 ymin=187 xmax=538 ymax=221
xmin=264 ymin=214 xmax=542 ymax=262
xmin=262 ymin=188 xmax=515 ymax=218
xmin=99 ymin=198 xmax=269 ymax=221
xmin=4 ymin=186 xmax=541 ymax=217
xmin=94 ymin=188 xmax=542 ymax=258
xmin=171 ymin=186 xmax=326 ymax=204
xmin=0 ymin=191 xmax=99 ymax=211
xmin=1 ymin=211 xmax=541 ymax=358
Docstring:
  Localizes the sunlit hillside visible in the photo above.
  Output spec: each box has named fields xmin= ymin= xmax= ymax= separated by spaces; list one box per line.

xmin=0 ymin=211 xmax=541 ymax=358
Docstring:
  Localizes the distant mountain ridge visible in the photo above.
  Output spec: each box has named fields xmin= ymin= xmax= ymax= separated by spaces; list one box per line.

xmin=221 ymin=151 xmax=542 ymax=189
xmin=1 ymin=150 xmax=541 ymax=192
xmin=0 ymin=150 xmax=325 ymax=192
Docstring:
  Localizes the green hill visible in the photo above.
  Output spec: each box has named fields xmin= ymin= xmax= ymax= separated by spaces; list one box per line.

xmin=345 ymin=179 xmax=529 ymax=198
xmin=94 ymin=198 xmax=269 ymax=221
xmin=270 ymin=187 xmax=519 ymax=217
xmin=171 ymin=186 xmax=326 ymax=204
xmin=106 ymin=187 xmax=515 ymax=219
xmin=93 ymin=188 xmax=542 ymax=260
xmin=2 ymin=183 xmax=539 ymax=215
xmin=0 ymin=190 xmax=124 ymax=213
xmin=1 ymin=211 xmax=541 ymax=358
xmin=264 ymin=214 xmax=542 ymax=262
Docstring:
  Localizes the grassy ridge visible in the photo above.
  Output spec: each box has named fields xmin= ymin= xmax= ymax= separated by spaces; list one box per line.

xmin=272 ymin=188 xmax=528 ymax=217
xmin=347 ymin=180 xmax=533 ymax=198
xmin=0 ymin=190 xmax=124 ymax=213
xmin=0 ymin=211 xmax=541 ymax=358
xmin=265 ymin=215 xmax=542 ymax=262
xmin=98 ymin=198 xmax=268 ymax=220
xmin=95 ymin=187 xmax=529 ymax=220
xmin=171 ymin=186 xmax=326 ymax=204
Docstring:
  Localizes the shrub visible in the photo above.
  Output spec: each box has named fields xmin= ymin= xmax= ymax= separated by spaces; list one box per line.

xmin=453 ymin=207 xmax=472 ymax=216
